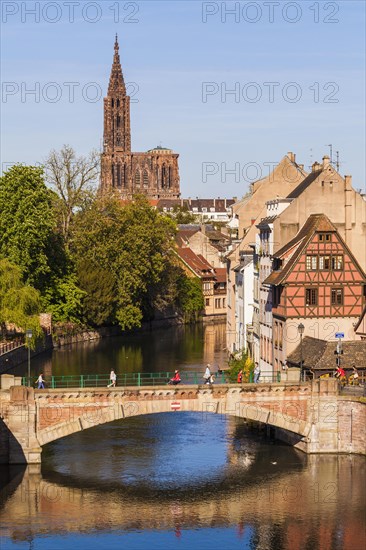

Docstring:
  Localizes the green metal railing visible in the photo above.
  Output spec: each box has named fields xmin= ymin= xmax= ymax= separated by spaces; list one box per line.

xmin=22 ymin=370 xmax=228 ymax=389
xmin=22 ymin=371 xmax=284 ymax=389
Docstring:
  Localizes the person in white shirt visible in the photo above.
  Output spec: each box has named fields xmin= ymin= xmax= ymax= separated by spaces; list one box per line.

xmin=108 ymin=370 xmax=117 ymax=387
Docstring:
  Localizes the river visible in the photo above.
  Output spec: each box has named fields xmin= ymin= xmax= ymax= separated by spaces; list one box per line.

xmin=1 ymin=323 xmax=365 ymax=550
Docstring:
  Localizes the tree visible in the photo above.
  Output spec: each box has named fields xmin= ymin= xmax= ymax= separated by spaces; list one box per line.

xmin=44 ymin=145 xmax=100 ymax=248
xmin=176 ymin=273 xmax=204 ymax=321
xmin=227 ymin=350 xmax=254 ymax=382
xmin=0 ymin=164 xmax=63 ymax=291
xmin=72 ymin=195 xmax=178 ymax=329
xmin=42 ymin=274 xmax=86 ymax=324
xmin=164 ymin=205 xmax=197 ymax=224
xmin=77 ymin=261 xmax=116 ymax=326
xmin=0 ymin=259 xmax=42 ymax=343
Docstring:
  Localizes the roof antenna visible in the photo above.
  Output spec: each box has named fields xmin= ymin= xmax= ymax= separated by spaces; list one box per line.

xmin=308 ymin=148 xmax=313 ymax=171
xmin=336 ymin=151 xmax=340 ymax=172
xmin=326 ymin=144 xmax=333 ymax=164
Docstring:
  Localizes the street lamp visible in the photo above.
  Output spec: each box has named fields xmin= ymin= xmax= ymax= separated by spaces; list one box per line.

xmin=298 ymin=323 xmax=305 ymax=381
xmin=25 ymin=329 xmax=33 ymax=387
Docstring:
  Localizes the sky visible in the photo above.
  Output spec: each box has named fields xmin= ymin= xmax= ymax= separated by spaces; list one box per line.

xmin=1 ymin=0 xmax=365 ymax=198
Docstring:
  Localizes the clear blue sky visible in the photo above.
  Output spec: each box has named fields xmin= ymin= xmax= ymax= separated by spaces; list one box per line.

xmin=1 ymin=1 xmax=365 ymax=197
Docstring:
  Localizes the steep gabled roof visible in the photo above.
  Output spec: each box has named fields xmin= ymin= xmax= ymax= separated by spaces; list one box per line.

xmin=286 ymin=170 xmax=322 ymax=199
xmin=176 ymin=248 xmax=214 ymax=278
xmin=263 ymin=214 xmax=354 ymax=286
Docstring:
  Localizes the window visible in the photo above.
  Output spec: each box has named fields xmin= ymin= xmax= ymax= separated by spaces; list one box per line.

xmin=306 ymin=288 xmax=318 ymax=306
xmin=306 ymin=256 xmax=317 ymax=270
xmin=332 ymin=255 xmax=343 ymax=270
xmin=331 ymin=288 xmax=343 ymax=305
xmin=319 ymin=256 xmax=330 ymax=270
xmin=215 ymin=298 xmax=221 ymax=309
xmin=319 ymin=233 xmax=331 ymax=241
xmin=135 ymin=170 xmax=141 ymax=186
xmin=279 ymin=323 xmax=283 ymax=350
xmin=143 ymin=170 xmax=149 ymax=187
xmin=203 ymin=282 xmax=211 ymax=291
xmin=205 ymin=298 xmax=210 ymax=306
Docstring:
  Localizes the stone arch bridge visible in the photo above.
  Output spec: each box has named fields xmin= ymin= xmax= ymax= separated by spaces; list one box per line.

xmin=0 ymin=376 xmax=364 ymax=463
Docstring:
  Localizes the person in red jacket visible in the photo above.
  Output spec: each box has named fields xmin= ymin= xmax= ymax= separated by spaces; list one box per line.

xmin=335 ymin=366 xmax=346 ymax=383
xmin=237 ymin=370 xmax=243 ymax=383
xmin=169 ymin=370 xmax=181 ymax=385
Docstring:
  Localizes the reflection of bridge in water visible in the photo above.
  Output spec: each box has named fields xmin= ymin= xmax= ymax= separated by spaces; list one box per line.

xmin=0 ymin=376 xmax=365 ymax=463
xmin=1 ymin=455 xmax=365 ymax=550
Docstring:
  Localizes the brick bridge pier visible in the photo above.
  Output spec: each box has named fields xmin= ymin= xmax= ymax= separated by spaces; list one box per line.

xmin=0 ymin=376 xmax=364 ymax=463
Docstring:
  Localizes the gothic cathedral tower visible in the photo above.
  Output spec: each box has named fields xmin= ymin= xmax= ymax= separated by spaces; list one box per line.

xmin=100 ymin=36 xmax=180 ymax=200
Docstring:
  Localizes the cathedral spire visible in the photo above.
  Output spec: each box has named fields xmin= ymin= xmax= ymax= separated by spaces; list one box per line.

xmin=108 ymin=34 xmax=125 ymax=93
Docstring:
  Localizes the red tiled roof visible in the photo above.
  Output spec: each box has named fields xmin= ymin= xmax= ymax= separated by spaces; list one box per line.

xmin=197 ymin=254 xmax=214 ymax=270
xmin=176 ymin=248 xmax=214 ymax=278
xmin=214 ymin=268 xmax=227 ymax=283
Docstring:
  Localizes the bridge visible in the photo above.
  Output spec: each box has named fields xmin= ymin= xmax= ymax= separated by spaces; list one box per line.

xmin=0 ymin=375 xmax=365 ymax=463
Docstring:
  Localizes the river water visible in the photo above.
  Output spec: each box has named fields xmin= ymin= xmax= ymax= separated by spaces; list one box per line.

xmin=1 ymin=324 xmax=365 ymax=550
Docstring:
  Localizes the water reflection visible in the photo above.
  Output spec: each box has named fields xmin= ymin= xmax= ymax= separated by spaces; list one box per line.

xmin=12 ymin=323 xmax=227 ymax=379
xmin=1 ymin=414 xmax=365 ymax=550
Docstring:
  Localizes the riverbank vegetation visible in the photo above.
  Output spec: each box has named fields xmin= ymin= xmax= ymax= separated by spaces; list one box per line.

xmin=0 ymin=149 xmax=204 ymax=339
xmin=227 ymin=350 xmax=254 ymax=382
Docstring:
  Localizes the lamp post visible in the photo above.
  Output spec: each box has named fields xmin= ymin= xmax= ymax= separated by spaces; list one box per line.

xmin=25 ymin=329 xmax=33 ymax=387
xmin=298 ymin=323 xmax=305 ymax=382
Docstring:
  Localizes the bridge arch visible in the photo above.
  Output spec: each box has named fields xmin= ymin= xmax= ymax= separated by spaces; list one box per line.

xmin=35 ymin=386 xmax=311 ymax=448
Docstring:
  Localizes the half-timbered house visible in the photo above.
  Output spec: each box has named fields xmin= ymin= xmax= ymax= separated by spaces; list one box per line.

xmin=263 ymin=214 xmax=366 ymax=372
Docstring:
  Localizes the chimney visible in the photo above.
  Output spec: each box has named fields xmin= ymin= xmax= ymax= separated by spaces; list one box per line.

xmin=322 ymin=155 xmax=331 ymax=169
xmin=287 ymin=152 xmax=295 ymax=163
xmin=298 ymin=164 xmax=304 ymax=170
xmin=312 ymin=161 xmax=321 ymax=172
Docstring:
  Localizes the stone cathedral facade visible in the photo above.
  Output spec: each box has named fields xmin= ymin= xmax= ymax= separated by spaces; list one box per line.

xmin=100 ymin=37 xmax=181 ymax=200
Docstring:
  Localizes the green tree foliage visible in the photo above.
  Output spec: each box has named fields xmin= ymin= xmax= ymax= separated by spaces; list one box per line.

xmin=0 ymin=164 xmax=65 ymax=291
xmin=164 ymin=205 xmax=197 ymax=224
xmin=42 ymin=274 xmax=86 ymax=324
xmin=77 ymin=261 xmax=116 ymax=326
xmin=227 ymin=350 xmax=254 ymax=382
xmin=176 ymin=274 xmax=204 ymax=320
xmin=72 ymin=195 xmax=179 ymax=329
xmin=0 ymin=259 xmax=42 ymax=344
